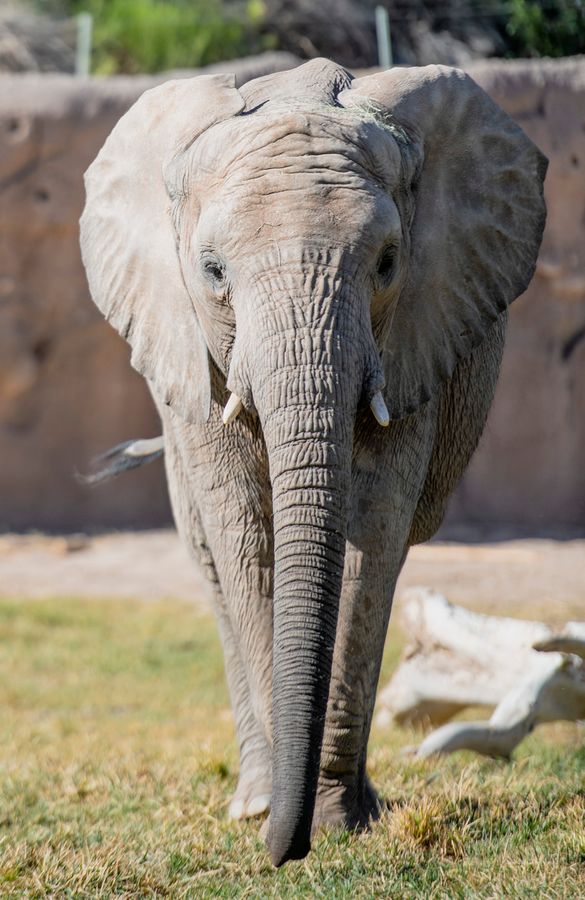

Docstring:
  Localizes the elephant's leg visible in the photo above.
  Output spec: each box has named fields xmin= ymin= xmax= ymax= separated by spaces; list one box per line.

xmin=211 ymin=583 xmax=272 ymax=820
xmin=185 ymin=432 xmax=274 ymax=738
xmin=202 ymin=510 xmax=275 ymax=815
xmin=314 ymin=541 xmax=407 ymax=829
xmin=161 ymin=411 xmax=273 ymax=818
xmin=170 ymin=513 xmax=272 ymax=819
xmin=314 ymin=412 xmax=435 ymax=830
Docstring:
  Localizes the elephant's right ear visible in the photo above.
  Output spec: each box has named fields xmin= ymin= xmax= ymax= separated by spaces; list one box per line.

xmin=80 ymin=75 xmax=244 ymax=424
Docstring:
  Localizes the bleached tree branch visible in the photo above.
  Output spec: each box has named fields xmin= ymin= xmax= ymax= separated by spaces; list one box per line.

xmin=377 ymin=588 xmax=585 ymax=759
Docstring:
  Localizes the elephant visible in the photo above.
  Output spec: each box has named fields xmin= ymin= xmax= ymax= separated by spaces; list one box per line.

xmin=79 ymin=58 xmax=547 ymax=867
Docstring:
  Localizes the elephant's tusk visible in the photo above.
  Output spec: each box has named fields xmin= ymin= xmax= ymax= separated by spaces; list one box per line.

xmin=370 ymin=391 xmax=390 ymax=427
xmin=222 ymin=393 xmax=243 ymax=425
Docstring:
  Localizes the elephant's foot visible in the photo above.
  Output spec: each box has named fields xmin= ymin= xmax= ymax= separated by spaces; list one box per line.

xmin=227 ymin=760 xmax=272 ymax=821
xmin=312 ymin=774 xmax=382 ymax=833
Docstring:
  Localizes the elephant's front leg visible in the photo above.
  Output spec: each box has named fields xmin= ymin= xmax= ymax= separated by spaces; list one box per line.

xmin=314 ymin=540 xmax=407 ymax=829
xmin=211 ymin=584 xmax=273 ymax=820
xmin=314 ymin=415 xmax=434 ymax=829
xmin=162 ymin=409 xmax=274 ymax=819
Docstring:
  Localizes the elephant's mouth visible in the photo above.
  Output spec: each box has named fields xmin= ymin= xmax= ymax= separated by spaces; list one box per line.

xmin=221 ymin=387 xmax=389 ymax=430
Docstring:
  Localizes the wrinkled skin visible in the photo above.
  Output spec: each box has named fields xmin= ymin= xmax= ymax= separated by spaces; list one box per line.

xmin=80 ymin=60 xmax=547 ymax=866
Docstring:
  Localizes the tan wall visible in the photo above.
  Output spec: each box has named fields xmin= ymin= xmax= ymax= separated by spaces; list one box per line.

xmin=0 ymin=56 xmax=583 ymax=533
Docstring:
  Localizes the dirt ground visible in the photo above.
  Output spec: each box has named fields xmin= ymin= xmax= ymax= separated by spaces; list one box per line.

xmin=1 ymin=530 xmax=583 ymax=625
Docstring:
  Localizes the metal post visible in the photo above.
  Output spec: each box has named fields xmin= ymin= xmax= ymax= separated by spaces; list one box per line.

xmin=375 ymin=5 xmax=393 ymax=69
xmin=75 ymin=13 xmax=93 ymax=77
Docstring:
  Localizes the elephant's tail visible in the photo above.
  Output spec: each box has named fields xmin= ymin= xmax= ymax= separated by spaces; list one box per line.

xmin=76 ymin=436 xmax=164 ymax=485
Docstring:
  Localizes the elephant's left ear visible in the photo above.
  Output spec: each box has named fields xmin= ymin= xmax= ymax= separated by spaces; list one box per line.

xmin=339 ymin=66 xmax=547 ymax=418
xmin=80 ymin=75 xmax=244 ymax=424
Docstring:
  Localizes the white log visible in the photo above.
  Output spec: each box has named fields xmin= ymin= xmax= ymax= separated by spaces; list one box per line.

xmin=376 ymin=587 xmax=585 ymax=759
xmin=377 ymin=588 xmax=556 ymax=727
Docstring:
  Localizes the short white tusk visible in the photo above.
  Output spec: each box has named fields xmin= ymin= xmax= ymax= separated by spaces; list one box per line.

xmin=125 ymin=436 xmax=165 ymax=457
xmin=222 ymin=393 xmax=243 ymax=425
xmin=370 ymin=391 xmax=390 ymax=427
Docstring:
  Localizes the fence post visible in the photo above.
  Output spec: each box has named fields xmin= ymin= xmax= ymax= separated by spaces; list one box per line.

xmin=375 ymin=5 xmax=393 ymax=69
xmin=75 ymin=13 xmax=93 ymax=77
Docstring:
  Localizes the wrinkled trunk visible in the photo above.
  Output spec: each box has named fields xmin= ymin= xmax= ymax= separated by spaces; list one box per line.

xmin=249 ymin=283 xmax=366 ymax=867
xmin=266 ymin=391 xmax=353 ymax=865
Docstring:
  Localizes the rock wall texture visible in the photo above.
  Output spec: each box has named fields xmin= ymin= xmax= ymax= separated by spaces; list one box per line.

xmin=0 ymin=55 xmax=583 ymax=533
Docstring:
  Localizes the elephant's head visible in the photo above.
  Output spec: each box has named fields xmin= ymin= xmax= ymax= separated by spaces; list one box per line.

xmin=80 ymin=59 xmax=546 ymax=865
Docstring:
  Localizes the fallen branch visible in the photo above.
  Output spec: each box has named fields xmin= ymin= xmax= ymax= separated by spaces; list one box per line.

xmin=376 ymin=588 xmax=585 ymax=759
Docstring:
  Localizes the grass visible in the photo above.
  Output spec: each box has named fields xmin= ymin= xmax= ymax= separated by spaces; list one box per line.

xmin=0 ymin=596 xmax=583 ymax=898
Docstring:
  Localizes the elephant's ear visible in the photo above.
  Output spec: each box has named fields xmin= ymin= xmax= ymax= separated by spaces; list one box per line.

xmin=339 ymin=66 xmax=547 ymax=418
xmin=80 ymin=75 xmax=244 ymax=424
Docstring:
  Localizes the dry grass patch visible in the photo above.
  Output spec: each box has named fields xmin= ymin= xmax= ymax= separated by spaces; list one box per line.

xmin=0 ymin=596 xmax=583 ymax=897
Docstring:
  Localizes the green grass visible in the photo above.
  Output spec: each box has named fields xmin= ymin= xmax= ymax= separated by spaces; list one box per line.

xmin=0 ymin=597 xmax=583 ymax=897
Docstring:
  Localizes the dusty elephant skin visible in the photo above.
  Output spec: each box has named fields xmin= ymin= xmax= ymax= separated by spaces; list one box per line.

xmin=79 ymin=58 xmax=547 ymax=866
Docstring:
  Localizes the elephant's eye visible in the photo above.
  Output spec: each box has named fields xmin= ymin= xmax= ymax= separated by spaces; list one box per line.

xmin=377 ymin=245 xmax=396 ymax=282
xmin=203 ymin=258 xmax=225 ymax=286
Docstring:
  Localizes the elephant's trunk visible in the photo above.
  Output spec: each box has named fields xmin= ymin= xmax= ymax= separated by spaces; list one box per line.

xmin=266 ymin=396 xmax=353 ymax=866
xmin=248 ymin=281 xmax=372 ymax=867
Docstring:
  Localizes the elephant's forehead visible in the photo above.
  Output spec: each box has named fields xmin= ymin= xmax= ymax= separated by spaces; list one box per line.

xmin=192 ymin=107 xmax=402 ymax=192
xmin=189 ymin=108 xmax=403 ymax=246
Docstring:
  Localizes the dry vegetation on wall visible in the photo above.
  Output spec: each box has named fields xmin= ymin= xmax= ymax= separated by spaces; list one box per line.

xmin=2 ymin=1 xmax=585 ymax=74
xmin=0 ymin=595 xmax=583 ymax=896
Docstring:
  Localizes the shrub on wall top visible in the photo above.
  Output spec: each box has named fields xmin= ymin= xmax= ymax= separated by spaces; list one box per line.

xmin=32 ymin=0 xmax=271 ymax=74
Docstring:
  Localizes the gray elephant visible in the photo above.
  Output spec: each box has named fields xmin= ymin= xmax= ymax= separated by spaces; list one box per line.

xmin=80 ymin=59 xmax=546 ymax=866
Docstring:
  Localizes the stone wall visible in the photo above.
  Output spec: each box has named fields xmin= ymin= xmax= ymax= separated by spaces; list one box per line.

xmin=0 ymin=55 xmax=583 ymax=533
